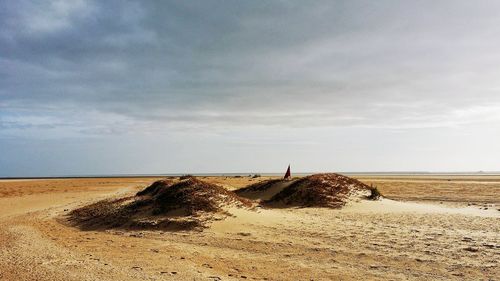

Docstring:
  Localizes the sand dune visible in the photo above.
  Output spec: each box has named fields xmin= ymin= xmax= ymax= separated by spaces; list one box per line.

xmin=0 ymin=175 xmax=498 ymax=280
xmin=68 ymin=177 xmax=252 ymax=231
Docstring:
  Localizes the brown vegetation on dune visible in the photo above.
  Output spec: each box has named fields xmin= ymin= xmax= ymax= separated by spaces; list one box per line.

xmin=135 ymin=179 xmax=174 ymax=196
xmin=266 ymin=173 xmax=374 ymax=208
xmin=235 ymin=173 xmax=380 ymax=208
xmin=140 ymin=176 xmax=252 ymax=215
xmin=69 ymin=177 xmax=251 ymax=231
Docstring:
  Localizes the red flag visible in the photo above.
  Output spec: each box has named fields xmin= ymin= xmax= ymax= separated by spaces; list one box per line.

xmin=284 ymin=164 xmax=291 ymax=179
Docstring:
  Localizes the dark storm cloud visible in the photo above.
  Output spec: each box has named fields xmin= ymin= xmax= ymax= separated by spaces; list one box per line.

xmin=2 ymin=0 xmax=500 ymax=135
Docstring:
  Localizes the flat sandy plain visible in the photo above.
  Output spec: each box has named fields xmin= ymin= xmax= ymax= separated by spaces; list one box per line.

xmin=0 ymin=175 xmax=498 ymax=280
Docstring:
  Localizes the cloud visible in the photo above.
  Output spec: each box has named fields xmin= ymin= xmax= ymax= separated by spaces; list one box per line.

xmin=1 ymin=0 xmax=500 ymax=138
xmin=2 ymin=0 xmax=96 ymax=36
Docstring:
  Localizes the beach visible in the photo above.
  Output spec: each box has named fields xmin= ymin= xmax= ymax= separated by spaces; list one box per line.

xmin=0 ymin=175 xmax=498 ymax=280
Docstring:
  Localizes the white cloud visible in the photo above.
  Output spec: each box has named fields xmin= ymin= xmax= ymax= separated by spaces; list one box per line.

xmin=18 ymin=0 xmax=95 ymax=34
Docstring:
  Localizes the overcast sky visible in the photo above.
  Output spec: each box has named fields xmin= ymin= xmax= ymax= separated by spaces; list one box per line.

xmin=1 ymin=0 xmax=500 ymax=176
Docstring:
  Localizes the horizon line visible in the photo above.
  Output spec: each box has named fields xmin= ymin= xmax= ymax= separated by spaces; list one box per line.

xmin=2 ymin=171 xmax=500 ymax=179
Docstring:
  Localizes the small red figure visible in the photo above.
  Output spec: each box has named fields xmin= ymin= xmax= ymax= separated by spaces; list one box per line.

xmin=284 ymin=164 xmax=291 ymax=179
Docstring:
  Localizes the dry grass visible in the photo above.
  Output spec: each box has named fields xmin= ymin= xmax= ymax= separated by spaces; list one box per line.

xmin=266 ymin=173 xmax=371 ymax=208
xmin=68 ymin=177 xmax=252 ymax=231
xmin=367 ymin=186 xmax=382 ymax=200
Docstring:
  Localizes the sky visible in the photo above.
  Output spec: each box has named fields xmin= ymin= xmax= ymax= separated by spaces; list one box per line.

xmin=1 ymin=0 xmax=500 ymax=176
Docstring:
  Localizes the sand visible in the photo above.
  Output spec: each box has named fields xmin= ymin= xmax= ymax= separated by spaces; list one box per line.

xmin=0 ymin=175 xmax=498 ymax=280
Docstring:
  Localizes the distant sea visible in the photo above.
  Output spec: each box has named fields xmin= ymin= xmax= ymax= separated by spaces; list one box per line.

xmin=1 ymin=171 xmax=500 ymax=179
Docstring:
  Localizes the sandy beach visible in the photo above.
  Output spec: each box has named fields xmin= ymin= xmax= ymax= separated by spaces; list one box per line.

xmin=0 ymin=175 xmax=498 ymax=281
